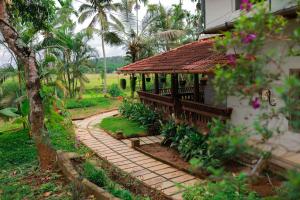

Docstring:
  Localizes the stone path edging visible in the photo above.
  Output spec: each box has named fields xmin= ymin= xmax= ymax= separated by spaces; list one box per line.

xmin=74 ymin=111 xmax=202 ymax=200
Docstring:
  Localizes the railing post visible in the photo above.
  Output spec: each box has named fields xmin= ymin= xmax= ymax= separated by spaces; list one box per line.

xmin=171 ymin=73 xmax=181 ymax=118
xmin=194 ymin=74 xmax=200 ymax=102
xmin=141 ymin=74 xmax=146 ymax=91
xmin=154 ymin=73 xmax=159 ymax=94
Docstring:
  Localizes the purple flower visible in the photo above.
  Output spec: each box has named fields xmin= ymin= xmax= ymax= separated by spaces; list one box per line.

xmin=242 ymin=33 xmax=257 ymax=44
xmin=252 ymin=97 xmax=260 ymax=109
xmin=227 ymin=54 xmax=237 ymax=66
xmin=240 ymin=0 xmax=252 ymax=12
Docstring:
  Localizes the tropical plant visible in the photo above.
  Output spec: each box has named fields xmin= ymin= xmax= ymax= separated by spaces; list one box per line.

xmin=78 ymin=0 xmax=122 ymax=94
xmin=108 ymin=83 xmax=122 ymax=97
xmin=183 ymin=173 xmax=260 ymax=200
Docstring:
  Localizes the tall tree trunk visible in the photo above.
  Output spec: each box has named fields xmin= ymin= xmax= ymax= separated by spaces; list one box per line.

xmin=101 ymin=34 xmax=107 ymax=94
xmin=0 ymin=0 xmax=55 ymax=169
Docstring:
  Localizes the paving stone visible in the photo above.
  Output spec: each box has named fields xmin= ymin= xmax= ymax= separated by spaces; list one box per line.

xmin=144 ymin=176 xmax=167 ymax=186
xmin=135 ymin=159 xmax=157 ymax=165
xmin=162 ymin=171 xmax=186 ymax=179
xmin=138 ymin=172 xmax=159 ymax=180
xmin=130 ymin=156 xmax=150 ymax=162
xmin=171 ymin=175 xmax=195 ymax=183
xmin=155 ymin=167 xmax=178 ymax=175
xmin=124 ymin=154 xmax=144 ymax=159
xmin=142 ymin=161 xmax=163 ymax=168
xmin=148 ymin=164 xmax=170 ymax=171
xmin=118 ymin=163 xmax=138 ymax=170
xmin=162 ymin=186 xmax=183 ymax=196
xmin=123 ymin=166 xmax=144 ymax=173
xmin=132 ymin=169 xmax=152 ymax=177
xmin=109 ymin=157 xmax=127 ymax=163
xmin=153 ymin=181 xmax=175 ymax=190
xmin=114 ymin=160 xmax=133 ymax=166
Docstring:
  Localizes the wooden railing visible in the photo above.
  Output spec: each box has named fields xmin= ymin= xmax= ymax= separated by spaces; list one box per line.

xmin=137 ymin=91 xmax=232 ymax=126
xmin=181 ymin=100 xmax=233 ymax=126
xmin=138 ymin=91 xmax=175 ymax=118
xmin=147 ymin=87 xmax=203 ymax=102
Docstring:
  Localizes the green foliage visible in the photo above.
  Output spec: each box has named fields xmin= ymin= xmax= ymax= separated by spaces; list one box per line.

xmin=108 ymin=83 xmax=122 ymax=97
xmin=119 ymin=99 xmax=160 ymax=128
xmin=162 ymin=119 xmax=248 ymax=169
xmin=83 ymin=161 xmax=137 ymax=200
xmin=278 ymin=170 xmax=300 ymax=200
xmin=100 ymin=116 xmax=147 ymax=137
xmin=8 ymin=0 xmax=56 ymax=31
xmin=65 ymin=97 xmax=111 ymax=109
xmin=83 ymin=162 xmax=109 ymax=187
xmin=0 ymin=107 xmax=20 ymax=119
xmin=183 ymin=173 xmax=259 ymax=200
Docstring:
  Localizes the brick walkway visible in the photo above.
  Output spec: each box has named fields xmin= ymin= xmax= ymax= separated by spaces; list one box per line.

xmin=74 ymin=111 xmax=201 ymax=200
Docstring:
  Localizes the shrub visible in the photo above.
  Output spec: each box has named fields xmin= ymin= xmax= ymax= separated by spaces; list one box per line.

xmin=83 ymin=162 xmax=109 ymax=188
xmin=162 ymin=119 xmax=248 ymax=169
xmin=119 ymin=99 xmax=160 ymax=129
xmin=183 ymin=173 xmax=260 ymax=200
xmin=65 ymin=97 xmax=110 ymax=109
xmin=279 ymin=170 xmax=300 ymax=200
xmin=108 ymin=84 xmax=122 ymax=97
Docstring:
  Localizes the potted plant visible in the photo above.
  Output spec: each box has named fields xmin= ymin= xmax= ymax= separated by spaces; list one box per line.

xmin=120 ymin=78 xmax=126 ymax=89
xmin=146 ymin=77 xmax=151 ymax=82
xmin=200 ymin=75 xmax=208 ymax=86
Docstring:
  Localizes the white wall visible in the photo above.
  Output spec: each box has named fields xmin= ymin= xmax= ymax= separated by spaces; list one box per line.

xmin=226 ymin=20 xmax=300 ymax=152
xmin=205 ymin=0 xmax=297 ymax=31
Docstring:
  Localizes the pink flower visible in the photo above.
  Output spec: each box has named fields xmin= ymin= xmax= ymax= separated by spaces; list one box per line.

xmin=252 ymin=97 xmax=260 ymax=109
xmin=227 ymin=54 xmax=237 ymax=66
xmin=240 ymin=0 xmax=252 ymax=12
xmin=242 ymin=33 xmax=257 ymax=44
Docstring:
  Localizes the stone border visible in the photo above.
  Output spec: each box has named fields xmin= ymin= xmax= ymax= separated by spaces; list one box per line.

xmin=56 ymin=151 xmax=120 ymax=200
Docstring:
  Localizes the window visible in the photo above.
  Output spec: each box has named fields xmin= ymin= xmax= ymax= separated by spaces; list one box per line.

xmin=289 ymin=69 xmax=300 ymax=132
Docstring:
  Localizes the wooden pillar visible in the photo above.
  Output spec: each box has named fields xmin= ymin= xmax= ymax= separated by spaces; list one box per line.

xmin=171 ymin=73 xmax=179 ymax=98
xmin=171 ymin=73 xmax=181 ymax=118
xmin=141 ymin=74 xmax=146 ymax=91
xmin=154 ymin=74 xmax=159 ymax=94
xmin=194 ymin=74 xmax=200 ymax=102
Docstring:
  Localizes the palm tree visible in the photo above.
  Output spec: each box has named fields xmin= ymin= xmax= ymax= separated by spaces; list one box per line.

xmin=78 ymin=0 xmax=121 ymax=94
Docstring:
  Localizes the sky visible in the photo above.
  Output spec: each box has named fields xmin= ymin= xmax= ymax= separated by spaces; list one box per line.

xmin=0 ymin=0 xmax=196 ymax=67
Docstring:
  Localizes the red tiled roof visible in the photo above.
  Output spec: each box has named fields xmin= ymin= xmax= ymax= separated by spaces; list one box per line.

xmin=118 ymin=39 xmax=227 ymax=74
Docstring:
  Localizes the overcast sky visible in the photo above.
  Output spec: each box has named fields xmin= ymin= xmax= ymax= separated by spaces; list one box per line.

xmin=0 ymin=0 xmax=196 ymax=67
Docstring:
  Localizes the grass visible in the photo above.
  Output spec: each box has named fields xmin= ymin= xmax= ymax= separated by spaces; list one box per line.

xmin=100 ymin=116 xmax=147 ymax=138
xmin=0 ymin=129 xmax=72 ymax=199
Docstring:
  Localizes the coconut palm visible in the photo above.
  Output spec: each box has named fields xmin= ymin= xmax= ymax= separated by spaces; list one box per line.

xmin=78 ymin=0 xmax=121 ymax=94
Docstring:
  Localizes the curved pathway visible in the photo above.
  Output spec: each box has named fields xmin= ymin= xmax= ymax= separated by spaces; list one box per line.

xmin=74 ymin=110 xmax=201 ymax=200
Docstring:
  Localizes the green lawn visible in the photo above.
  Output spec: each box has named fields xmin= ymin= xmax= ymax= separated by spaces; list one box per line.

xmin=66 ymin=97 xmax=121 ymax=119
xmin=0 ymin=129 xmax=72 ymax=200
xmin=100 ymin=116 xmax=147 ymax=138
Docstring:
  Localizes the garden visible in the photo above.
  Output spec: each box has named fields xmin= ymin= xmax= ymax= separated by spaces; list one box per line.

xmin=0 ymin=0 xmax=300 ymax=199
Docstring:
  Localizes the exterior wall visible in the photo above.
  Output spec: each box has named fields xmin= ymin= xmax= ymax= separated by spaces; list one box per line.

xmin=205 ymin=0 xmax=297 ymax=31
xmin=227 ymin=20 xmax=300 ymax=153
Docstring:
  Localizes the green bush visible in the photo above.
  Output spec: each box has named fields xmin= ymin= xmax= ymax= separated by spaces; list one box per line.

xmin=108 ymin=84 xmax=122 ymax=97
xmin=83 ymin=162 xmax=109 ymax=188
xmin=162 ymin=119 xmax=248 ymax=169
xmin=279 ymin=170 xmax=300 ymax=200
xmin=183 ymin=173 xmax=260 ymax=200
xmin=119 ymin=99 xmax=160 ymax=128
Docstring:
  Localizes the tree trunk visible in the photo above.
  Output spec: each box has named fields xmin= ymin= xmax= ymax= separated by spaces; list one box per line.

xmin=101 ymin=34 xmax=107 ymax=94
xmin=0 ymin=0 xmax=55 ymax=169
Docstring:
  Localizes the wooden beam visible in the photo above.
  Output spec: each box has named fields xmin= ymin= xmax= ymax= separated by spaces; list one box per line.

xmin=154 ymin=74 xmax=159 ymax=94
xmin=171 ymin=73 xmax=178 ymax=98
xmin=194 ymin=74 xmax=200 ymax=102
xmin=141 ymin=74 xmax=146 ymax=91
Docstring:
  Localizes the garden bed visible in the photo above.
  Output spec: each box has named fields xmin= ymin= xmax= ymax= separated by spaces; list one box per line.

xmin=100 ymin=115 xmax=148 ymax=139
xmin=135 ymin=143 xmax=283 ymax=198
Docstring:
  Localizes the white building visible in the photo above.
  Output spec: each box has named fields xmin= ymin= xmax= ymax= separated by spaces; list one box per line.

xmin=202 ymin=0 xmax=300 ymax=167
